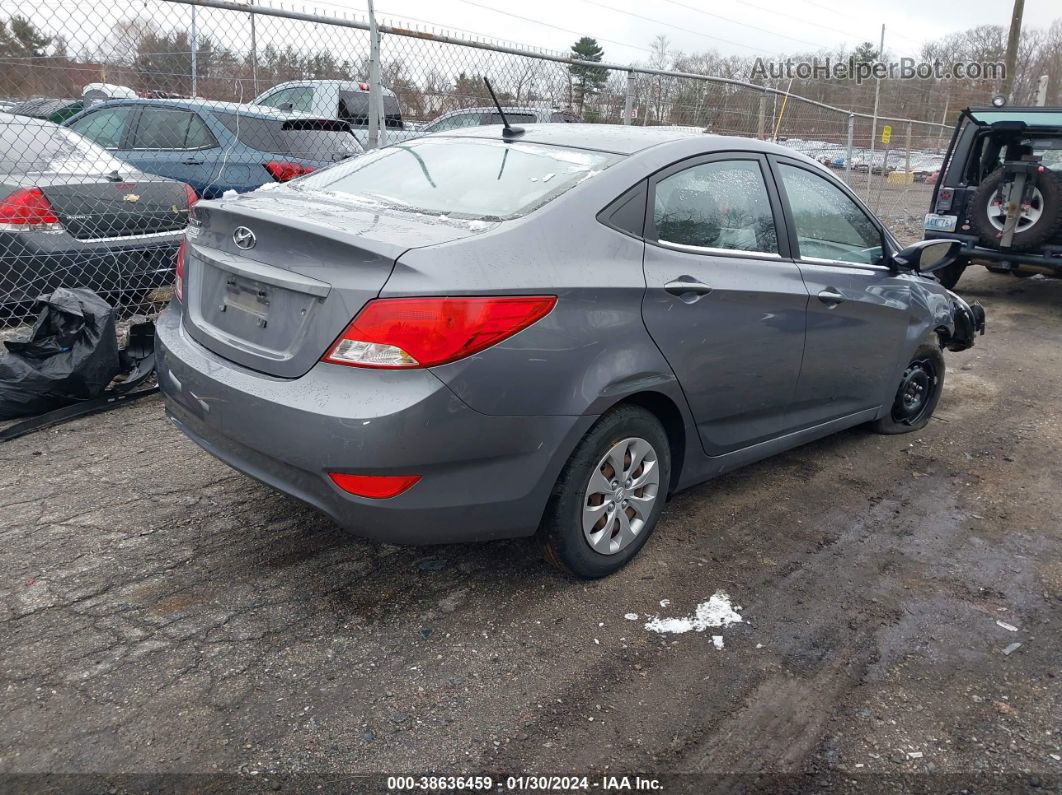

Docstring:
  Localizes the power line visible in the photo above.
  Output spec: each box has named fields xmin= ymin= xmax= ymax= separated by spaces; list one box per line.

xmin=654 ymin=0 xmax=835 ymax=50
xmin=577 ymin=0 xmax=777 ymax=55
xmin=452 ymin=0 xmax=655 ymax=57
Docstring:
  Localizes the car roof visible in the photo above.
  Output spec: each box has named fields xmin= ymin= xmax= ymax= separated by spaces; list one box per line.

xmin=434 ymin=123 xmax=816 ymax=158
xmin=69 ymin=98 xmax=321 ymax=120
xmin=260 ymin=80 xmax=397 ymax=97
xmin=967 ymin=107 xmax=1062 ymax=128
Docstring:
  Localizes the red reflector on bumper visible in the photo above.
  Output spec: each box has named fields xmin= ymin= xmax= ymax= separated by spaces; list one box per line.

xmin=328 ymin=473 xmax=420 ymax=499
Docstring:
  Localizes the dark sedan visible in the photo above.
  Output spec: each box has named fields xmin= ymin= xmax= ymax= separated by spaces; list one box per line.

xmin=0 ymin=113 xmax=193 ymax=325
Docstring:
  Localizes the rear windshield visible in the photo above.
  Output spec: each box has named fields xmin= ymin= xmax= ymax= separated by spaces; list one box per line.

xmin=339 ymin=91 xmax=403 ymax=128
xmin=294 ymin=138 xmax=618 ymax=220
xmin=216 ymin=113 xmax=361 ymax=159
xmin=0 ymin=120 xmax=127 ymax=176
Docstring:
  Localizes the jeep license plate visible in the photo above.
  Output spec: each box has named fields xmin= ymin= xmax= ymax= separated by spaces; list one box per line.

xmin=924 ymin=213 xmax=957 ymax=232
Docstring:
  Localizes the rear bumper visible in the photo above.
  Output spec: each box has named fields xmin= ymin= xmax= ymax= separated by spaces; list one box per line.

xmin=0 ymin=234 xmax=180 ymax=306
xmin=925 ymin=231 xmax=1062 ymax=271
xmin=155 ymin=306 xmax=592 ymax=544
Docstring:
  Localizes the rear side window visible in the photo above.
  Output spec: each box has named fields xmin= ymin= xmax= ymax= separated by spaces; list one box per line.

xmin=67 ymin=106 xmax=133 ymax=149
xmin=296 ymin=138 xmax=618 ymax=220
xmin=653 ymin=160 xmax=779 ymax=254
xmin=424 ymin=112 xmax=484 ymax=133
xmin=132 ymin=107 xmax=217 ymax=149
xmin=216 ymin=113 xmax=359 ymax=159
xmin=338 ymin=91 xmax=402 ymax=128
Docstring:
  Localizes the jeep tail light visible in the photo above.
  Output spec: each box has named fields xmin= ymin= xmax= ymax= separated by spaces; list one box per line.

xmin=329 ymin=473 xmax=420 ymax=499
xmin=175 ymin=239 xmax=187 ymax=302
xmin=323 ymin=296 xmax=557 ymax=369
xmin=264 ymin=161 xmax=316 ymax=182
xmin=936 ymin=187 xmax=954 ymax=212
xmin=0 ymin=187 xmax=62 ymax=232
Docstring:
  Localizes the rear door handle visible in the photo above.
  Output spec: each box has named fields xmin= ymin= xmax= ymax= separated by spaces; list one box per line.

xmin=818 ymin=289 xmax=845 ymax=305
xmin=181 ymin=158 xmax=205 ymax=165
xmin=665 ymin=278 xmax=713 ymax=302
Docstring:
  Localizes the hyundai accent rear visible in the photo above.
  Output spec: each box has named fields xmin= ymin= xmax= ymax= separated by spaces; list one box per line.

xmin=157 ymin=126 xmax=984 ymax=578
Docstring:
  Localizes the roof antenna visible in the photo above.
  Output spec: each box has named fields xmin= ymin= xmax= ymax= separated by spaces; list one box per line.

xmin=483 ymin=77 xmax=524 ymax=139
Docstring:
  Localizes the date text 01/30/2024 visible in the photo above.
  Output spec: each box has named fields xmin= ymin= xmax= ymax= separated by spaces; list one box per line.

xmin=386 ymin=775 xmax=663 ymax=791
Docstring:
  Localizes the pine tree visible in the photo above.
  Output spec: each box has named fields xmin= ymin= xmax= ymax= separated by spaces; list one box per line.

xmin=569 ymin=37 xmax=607 ymax=115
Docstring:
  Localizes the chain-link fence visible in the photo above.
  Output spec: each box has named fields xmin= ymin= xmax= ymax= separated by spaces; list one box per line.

xmin=0 ymin=0 xmax=953 ymax=329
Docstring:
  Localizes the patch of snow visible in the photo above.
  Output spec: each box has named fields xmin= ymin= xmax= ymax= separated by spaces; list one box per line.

xmin=624 ymin=613 xmax=639 ymax=621
xmin=711 ymin=635 xmax=724 ymax=650
xmin=644 ymin=592 xmax=743 ymax=635
xmin=659 ymin=599 xmax=671 ymax=608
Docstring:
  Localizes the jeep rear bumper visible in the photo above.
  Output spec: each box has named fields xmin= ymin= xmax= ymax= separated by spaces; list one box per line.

xmin=926 ymin=231 xmax=1062 ymax=272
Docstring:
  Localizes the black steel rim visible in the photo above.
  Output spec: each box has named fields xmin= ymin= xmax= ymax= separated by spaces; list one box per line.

xmin=891 ymin=358 xmax=936 ymax=425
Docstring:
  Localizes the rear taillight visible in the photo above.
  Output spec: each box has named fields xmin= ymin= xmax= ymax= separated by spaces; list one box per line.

xmin=264 ymin=161 xmax=316 ymax=182
xmin=0 ymin=187 xmax=62 ymax=232
xmin=323 ymin=296 xmax=557 ymax=369
xmin=329 ymin=473 xmax=420 ymax=499
xmin=175 ymin=239 xmax=187 ymax=302
xmin=936 ymin=187 xmax=954 ymax=212
xmin=184 ymin=183 xmax=198 ymax=208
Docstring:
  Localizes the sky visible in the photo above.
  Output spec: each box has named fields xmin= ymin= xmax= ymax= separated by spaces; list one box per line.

xmin=297 ymin=0 xmax=1059 ymax=62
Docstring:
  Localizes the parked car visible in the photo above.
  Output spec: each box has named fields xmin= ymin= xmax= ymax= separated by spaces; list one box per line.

xmin=419 ymin=106 xmax=581 ymax=134
xmin=9 ymin=97 xmax=86 ymax=124
xmin=253 ymin=80 xmax=419 ymax=148
xmin=156 ymin=124 xmax=985 ymax=578
xmin=925 ymin=106 xmax=1062 ymax=288
xmin=63 ymin=99 xmax=361 ymax=199
xmin=0 ymin=113 xmax=194 ymax=319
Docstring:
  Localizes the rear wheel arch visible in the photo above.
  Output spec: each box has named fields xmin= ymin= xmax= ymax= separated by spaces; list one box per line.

xmin=603 ymin=391 xmax=687 ymax=495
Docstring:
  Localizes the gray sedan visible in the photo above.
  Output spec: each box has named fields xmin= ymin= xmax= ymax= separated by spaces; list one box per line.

xmin=156 ymin=125 xmax=984 ymax=578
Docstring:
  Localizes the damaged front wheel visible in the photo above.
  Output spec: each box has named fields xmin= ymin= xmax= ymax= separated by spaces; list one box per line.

xmin=871 ymin=344 xmax=945 ymax=435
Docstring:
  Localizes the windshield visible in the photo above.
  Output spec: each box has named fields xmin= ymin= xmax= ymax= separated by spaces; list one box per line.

xmin=294 ymin=138 xmax=619 ymax=219
xmin=0 ymin=120 xmax=129 ymax=176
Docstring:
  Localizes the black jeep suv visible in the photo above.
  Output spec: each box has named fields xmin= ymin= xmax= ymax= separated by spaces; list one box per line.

xmin=924 ymin=106 xmax=1062 ymax=289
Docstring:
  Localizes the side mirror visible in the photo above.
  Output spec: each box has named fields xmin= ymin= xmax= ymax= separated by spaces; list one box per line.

xmin=278 ymin=102 xmax=294 ymax=112
xmin=892 ymin=239 xmax=961 ymax=273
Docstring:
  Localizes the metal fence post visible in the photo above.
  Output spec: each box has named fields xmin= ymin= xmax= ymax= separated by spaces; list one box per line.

xmin=249 ymin=0 xmax=258 ymax=96
xmin=623 ymin=70 xmax=634 ymax=125
xmin=190 ymin=4 xmax=198 ymax=97
xmin=845 ymin=113 xmax=854 ymax=182
xmin=757 ymin=90 xmax=767 ymax=140
xmin=366 ymin=0 xmax=383 ymax=149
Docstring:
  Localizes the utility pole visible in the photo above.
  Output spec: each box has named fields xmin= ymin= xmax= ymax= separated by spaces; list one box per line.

xmin=1002 ymin=0 xmax=1024 ymax=101
xmin=866 ymin=23 xmax=885 ymax=196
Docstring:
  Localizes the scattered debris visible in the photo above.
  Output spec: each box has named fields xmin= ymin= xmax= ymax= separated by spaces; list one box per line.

xmin=659 ymin=599 xmax=671 ymax=608
xmin=644 ymin=592 xmax=743 ymax=635
xmin=907 ymin=751 xmax=924 ymax=759
xmin=996 ymin=620 xmax=1019 ymax=632
xmin=1002 ymin=642 xmax=1023 ymax=656
xmin=624 ymin=613 xmax=639 ymax=621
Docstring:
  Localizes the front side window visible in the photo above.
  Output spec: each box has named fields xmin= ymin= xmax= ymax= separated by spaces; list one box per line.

xmin=779 ymin=164 xmax=882 ymax=265
xmin=259 ymin=86 xmax=313 ymax=113
xmin=296 ymin=138 xmax=618 ymax=219
xmin=653 ymin=159 xmax=779 ymax=254
xmin=66 ymin=106 xmax=133 ymax=149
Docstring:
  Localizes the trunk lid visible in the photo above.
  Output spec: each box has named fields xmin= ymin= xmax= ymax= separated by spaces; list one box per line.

xmin=182 ymin=189 xmax=480 ymax=378
xmin=40 ymin=177 xmax=190 ymax=240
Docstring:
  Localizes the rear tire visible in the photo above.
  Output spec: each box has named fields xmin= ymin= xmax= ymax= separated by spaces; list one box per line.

xmin=541 ymin=405 xmax=671 ymax=579
xmin=871 ymin=343 xmax=945 ymax=435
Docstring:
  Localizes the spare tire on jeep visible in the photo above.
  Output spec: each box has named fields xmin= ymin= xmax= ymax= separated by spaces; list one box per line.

xmin=970 ymin=167 xmax=1062 ymax=251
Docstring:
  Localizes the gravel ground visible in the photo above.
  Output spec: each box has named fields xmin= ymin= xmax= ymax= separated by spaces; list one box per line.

xmin=0 ymin=267 xmax=1059 ymax=792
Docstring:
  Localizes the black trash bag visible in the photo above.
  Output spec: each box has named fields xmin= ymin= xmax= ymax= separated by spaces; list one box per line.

xmin=0 ymin=288 xmax=119 ymax=420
